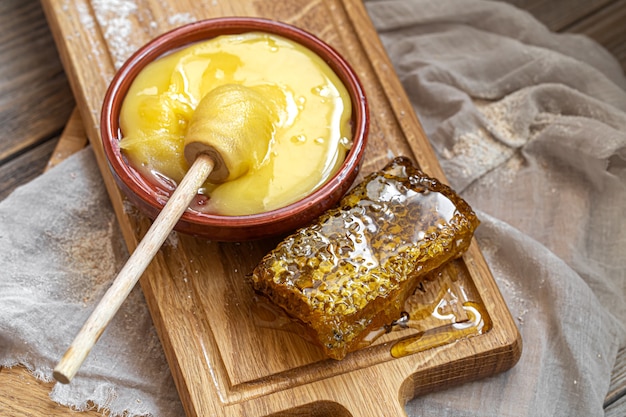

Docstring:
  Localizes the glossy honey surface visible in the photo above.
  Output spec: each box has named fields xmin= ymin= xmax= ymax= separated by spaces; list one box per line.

xmin=252 ymin=157 xmax=480 ymax=359
xmin=119 ymin=32 xmax=353 ymax=215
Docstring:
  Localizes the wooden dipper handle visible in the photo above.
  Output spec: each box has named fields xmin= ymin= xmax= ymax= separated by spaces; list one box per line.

xmin=55 ymin=84 xmax=274 ymax=383
xmin=53 ymin=154 xmax=215 ymax=384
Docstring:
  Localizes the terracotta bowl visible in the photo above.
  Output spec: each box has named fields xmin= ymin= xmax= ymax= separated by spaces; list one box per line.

xmin=101 ymin=17 xmax=369 ymax=241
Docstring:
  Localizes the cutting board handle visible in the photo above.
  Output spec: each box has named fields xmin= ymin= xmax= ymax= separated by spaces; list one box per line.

xmin=342 ymin=399 xmax=408 ymax=417
xmin=327 ymin=372 xmax=409 ymax=417
xmin=288 ymin=398 xmax=408 ymax=417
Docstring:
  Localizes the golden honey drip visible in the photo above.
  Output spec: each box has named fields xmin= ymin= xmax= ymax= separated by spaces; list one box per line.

xmin=390 ymin=302 xmax=492 ymax=358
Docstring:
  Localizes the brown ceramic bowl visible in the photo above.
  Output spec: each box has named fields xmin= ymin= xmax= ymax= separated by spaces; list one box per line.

xmin=101 ymin=17 xmax=368 ymax=241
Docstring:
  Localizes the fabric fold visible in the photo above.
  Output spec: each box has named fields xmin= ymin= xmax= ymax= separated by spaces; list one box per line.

xmin=1 ymin=1 xmax=624 ymax=416
xmin=0 ymin=148 xmax=185 ymax=416
xmin=365 ymin=1 xmax=626 ymax=416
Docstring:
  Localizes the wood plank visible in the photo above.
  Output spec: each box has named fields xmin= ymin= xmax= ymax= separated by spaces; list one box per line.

xmin=45 ymin=108 xmax=87 ymax=172
xmin=565 ymin=0 xmax=626 ymax=72
xmin=0 ymin=137 xmax=58 ymax=200
xmin=0 ymin=106 xmax=93 ymax=417
xmin=0 ymin=107 xmax=86 ymax=200
xmin=0 ymin=0 xmax=74 ymax=162
xmin=605 ymin=347 xmax=626 ymax=408
xmin=40 ymin=0 xmax=521 ymax=416
xmin=0 ymin=366 xmax=107 ymax=417
xmin=2 ymin=0 xmax=623 ymax=414
xmin=501 ymin=0 xmax=614 ymax=31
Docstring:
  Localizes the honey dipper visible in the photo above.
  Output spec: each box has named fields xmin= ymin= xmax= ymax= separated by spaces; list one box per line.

xmin=54 ymin=84 xmax=275 ymax=383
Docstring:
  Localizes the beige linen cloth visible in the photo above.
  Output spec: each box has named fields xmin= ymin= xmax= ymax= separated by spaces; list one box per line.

xmin=1 ymin=1 xmax=625 ymax=416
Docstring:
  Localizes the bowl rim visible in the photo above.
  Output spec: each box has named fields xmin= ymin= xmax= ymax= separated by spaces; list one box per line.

xmin=100 ymin=16 xmax=369 ymax=230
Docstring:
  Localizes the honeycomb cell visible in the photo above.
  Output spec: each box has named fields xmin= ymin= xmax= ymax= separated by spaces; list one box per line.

xmin=250 ymin=157 xmax=480 ymax=359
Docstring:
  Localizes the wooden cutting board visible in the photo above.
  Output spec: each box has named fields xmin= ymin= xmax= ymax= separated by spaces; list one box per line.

xmin=41 ymin=1 xmax=522 ymax=416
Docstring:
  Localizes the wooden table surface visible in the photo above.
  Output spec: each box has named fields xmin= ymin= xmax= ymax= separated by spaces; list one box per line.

xmin=1 ymin=0 xmax=625 ymax=415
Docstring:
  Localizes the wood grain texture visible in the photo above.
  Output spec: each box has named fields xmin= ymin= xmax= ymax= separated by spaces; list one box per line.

xmin=0 ymin=0 xmax=75 ymax=200
xmin=501 ymin=0 xmax=614 ymax=31
xmin=0 ymin=366 xmax=105 ymax=416
xmin=54 ymin=154 xmax=215 ymax=384
xmin=0 ymin=109 xmax=84 ymax=200
xmin=45 ymin=108 xmax=88 ymax=172
xmin=565 ymin=0 xmax=626 ymax=73
xmin=502 ymin=0 xmax=626 ymax=72
xmin=0 ymin=0 xmax=74 ymax=162
xmin=1 ymin=0 xmax=624 ymax=415
xmin=606 ymin=347 xmax=626 ymax=408
xmin=39 ymin=0 xmax=522 ymax=416
xmin=0 ymin=113 xmax=132 ymax=417
xmin=0 ymin=137 xmax=58 ymax=200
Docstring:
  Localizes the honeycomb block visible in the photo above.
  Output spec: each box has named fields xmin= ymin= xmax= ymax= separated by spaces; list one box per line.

xmin=251 ymin=157 xmax=480 ymax=359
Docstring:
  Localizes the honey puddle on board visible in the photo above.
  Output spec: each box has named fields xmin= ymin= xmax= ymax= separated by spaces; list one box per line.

xmin=251 ymin=258 xmax=492 ymax=359
xmin=364 ymin=259 xmax=492 ymax=358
